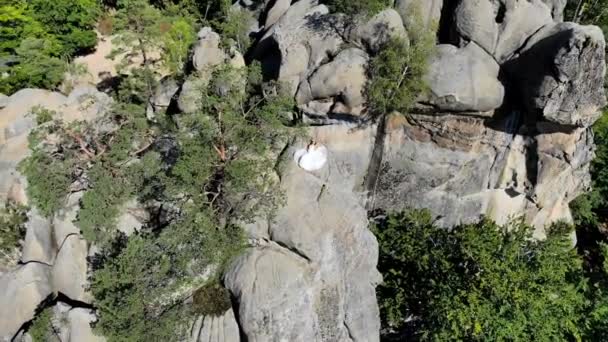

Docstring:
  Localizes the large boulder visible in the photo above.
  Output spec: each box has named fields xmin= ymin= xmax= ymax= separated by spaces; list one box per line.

xmin=453 ymin=0 xmax=553 ymax=62
xmin=0 ymin=263 xmax=52 ymax=341
xmin=63 ymin=85 xmax=113 ymax=123
xmin=505 ymin=23 xmax=607 ymax=126
xmin=17 ymin=303 xmax=107 ymax=342
xmin=177 ymin=76 xmax=208 ymax=114
xmin=192 ymin=28 xmax=226 ymax=73
xmin=350 ymin=8 xmax=407 ymax=53
xmin=115 ymin=199 xmax=145 ymax=237
xmin=225 ymin=247 xmax=316 ymax=341
xmin=296 ymin=48 xmax=369 ymax=115
xmin=422 ymin=42 xmax=504 ymax=113
xmin=256 ymin=0 xmax=344 ymax=95
xmin=147 ymin=76 xmax=179 ymax=119
xmin=62 ymin=307 xmax=105 ymax=342
xmin=226 ymin=124 xmax=381 ymax=341
xmin=0 ymin=89 xmax=66 ymax=145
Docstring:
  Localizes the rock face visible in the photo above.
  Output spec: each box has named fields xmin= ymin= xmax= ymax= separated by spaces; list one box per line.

xmin=0 ymin=87 xmax=110 ymax=207
xmin=453 ymin=0 xmax=554 ymax=62
xmin=219 ymin=0 xmax=607 ymax=341
xmin=351 ymin=9 xmax=407 ymax=53
xmin=52 ymin=235 xmax=90 ymax=302
xmin=0 ymin=89 xmax=67 ymax=206
xmin=370 ymin=113 xmax=592 ymax=238
xmin=226 ymin=125 xmax=381 ymax=342
xmin=0 ymin=263 xmax=52 ymax=341
xmin=296 ymin=48 xmax=369 ymax=115
xmin=505 ymin=23 xmax=607 ymax=126
xmin=190 ymin=309 xmax=240 ymax=342
xmin=0 ymin=87 xmax=109 ymax=340
xmin=0 ymin=93 xmax=9 ymax=109
xmin=1 ymin=0 xmax=606 ymax=341
xmin=21 ymin=210 xmax=55 ymax=265
xmin=423 ymin=42 xmax=504 ymax=113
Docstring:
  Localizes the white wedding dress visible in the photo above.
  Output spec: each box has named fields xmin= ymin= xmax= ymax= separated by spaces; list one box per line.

xmin=294 ymin=144 xmax=328 ymax=171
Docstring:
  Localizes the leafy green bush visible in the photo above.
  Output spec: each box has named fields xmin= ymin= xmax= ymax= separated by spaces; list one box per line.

xmin=12 ymin=3 xmax=295 ymax=340
xmin=29 ymin=106 xmax=56 ymax=125
xmin=91 ymin=212 xmax=245 ymax=341
xmin=161 ymin=18 xmax=196 ymax=75
xmin=0 ymin=0 xmax=98 ymax=94
xmin=365 ymin=13 xmax=435 ymax=117
xmin=565 ymin=0 xmax=608 ymax=33
xmin=112 ymin=0 xmax=163 ymax=68
xmin=585 ymin=242 xmax=608 ymax=340
xmin=77 ymin=164 xmax=136 ymax=243
xmin=374 ymin=210 xmax=587 ymax=341
xmin=28 ymin=307 xmax=56 ymax=342
xmin=572 ymin=111 xmax=608 ymax=226
xmin=28 ymin=0 xmax=100 ymax=55
xmin=0 ymin=1 xmax=47 ymax=56
xmin=85 ymin=60 xmax=293 ymax=340
xmin=18 ymin=149 xmax=74 ymax=217
xmin=0 ymin=202 xmax=28 ymax=261
xmin=0 ymin=38 xmax=66 ymax=94
xmin=321 ymin=0 xmax=389 ymax=16
xmin=192 ymin=282 xmax=233 ymax=316
xmin=212 ymin=3 xmax=253 ymax=53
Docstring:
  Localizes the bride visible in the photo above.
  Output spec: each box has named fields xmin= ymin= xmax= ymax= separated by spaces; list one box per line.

xmin=294 ymin=140 xmax=328 ymax=171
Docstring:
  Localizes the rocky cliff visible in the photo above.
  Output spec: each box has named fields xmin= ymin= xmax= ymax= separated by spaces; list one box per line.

xmin=0 ymin=0 xmax=606 ymax=341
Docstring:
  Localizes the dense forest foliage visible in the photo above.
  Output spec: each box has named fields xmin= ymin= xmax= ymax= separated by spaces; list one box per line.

xmin=5 ymin=0 xmax=608 ymax=341
xmin=0 ymin=0 xmax=99 ymax=93
xmin=374 ymin=210 xmax=608 ymax=341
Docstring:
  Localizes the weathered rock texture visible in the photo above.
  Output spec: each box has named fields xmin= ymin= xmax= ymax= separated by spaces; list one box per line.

xmin=1 ymin=0 xmax=606 ymax=341
xmin=505 ymin=22 xmax=607 ymax=126
xmin=226 ymin=124 xmax=381 ymax=342
xmin=219 ymin=0 xmax=607 ymax=341
xmin=372 ymin=113 xmax=593 ymax=239
xmin=0 ymin=87 xmax=109 ymax=340
xmin=423 ymin=42 xmax=504 ymax=113
xmin=0 ymin=263 xmax=52 ymax=341
xmin=454 ymin=0 xmax=553 ymax=62
xmin=190 ymin=309 xmax=240 ymax=342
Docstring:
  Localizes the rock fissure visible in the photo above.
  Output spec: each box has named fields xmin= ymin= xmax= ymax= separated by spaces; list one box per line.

xmin=363 ymin=116 xmax=387 ymax=211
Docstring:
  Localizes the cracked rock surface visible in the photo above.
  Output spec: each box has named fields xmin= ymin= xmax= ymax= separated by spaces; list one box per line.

xmin=1 ymin=0 xmax=607 ymax=341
